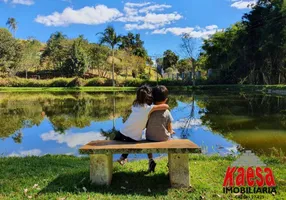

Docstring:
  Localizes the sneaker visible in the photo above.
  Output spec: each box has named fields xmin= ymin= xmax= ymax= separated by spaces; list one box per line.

xmin=117 ymin=158 xmax=128 ymax=166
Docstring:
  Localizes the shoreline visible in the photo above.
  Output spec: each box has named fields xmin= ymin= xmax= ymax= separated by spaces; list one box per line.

xmin=0 ymin=84 xmax=286 ymax=93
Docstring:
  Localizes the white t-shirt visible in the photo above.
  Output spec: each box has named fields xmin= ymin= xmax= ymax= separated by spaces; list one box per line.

xmin=120 ymin=104 xmax=154 ymax=141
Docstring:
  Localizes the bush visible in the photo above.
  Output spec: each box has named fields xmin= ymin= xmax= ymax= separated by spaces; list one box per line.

xmin=123 ymin=78 xmax=145 ymax=87
xmin=139 ymin=73 xmax=150 ymax=80
xmin=0 ymin=78 xmax=10 ymax=87
xmin=85 ymin=78 xmax=106 ymax=86
xmin=159 ymin=79 xmax=185 ymax=86
xmin=0 ymin=77 xmax=200 ymax=87
xmin=49 ymin=78 xmax=70 ymax=87
xmin=67 ymin=77 xmax=85 ymax=87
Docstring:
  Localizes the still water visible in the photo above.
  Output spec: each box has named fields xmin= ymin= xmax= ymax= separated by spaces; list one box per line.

xmin=0 ymin=91 xmax=285 ymax=159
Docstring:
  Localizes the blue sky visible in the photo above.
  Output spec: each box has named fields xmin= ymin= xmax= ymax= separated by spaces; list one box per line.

xmin=0 ymin=0 xmax=256 ymax=55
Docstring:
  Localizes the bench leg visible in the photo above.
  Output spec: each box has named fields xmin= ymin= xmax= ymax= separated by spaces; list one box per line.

xmin=168 ymin=153 xmax=190 ymax=188
xmin=90 ymin=154 xmax=113 ymax=186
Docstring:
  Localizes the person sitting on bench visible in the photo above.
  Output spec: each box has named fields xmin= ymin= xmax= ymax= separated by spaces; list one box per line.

xmin=145 ymin=85 xmax=175 ymax=173
xmin=114 ymin=85 xmax=169 ymax=165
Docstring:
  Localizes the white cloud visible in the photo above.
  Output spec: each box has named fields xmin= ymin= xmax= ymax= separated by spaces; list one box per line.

xmin=206 ymin=25 xmax=218 ymax=30
xmin=121 ymin=13 xmax=183 ymax=30
xmin=35 ymin=5 xmax=123 ymax=26
xmin=125 ymin=2 xmax=151 ymax=7
xmin=152 ymin=27 xmax=194 ymax=35
xmin=1 ymin=0 xmax=34 ymax=5
xmin=172 ymin=119 xmax=202 ymax=129
xmin=125 ymin=23 xmax=158 ymax=30
xmin=152 ymin=25 xmax=221 ymax=39
xmin=117 ymin=2 xmax=182 ymax=30
xmin=41 ymin=130 xmax=105 ymax=148
xmin=124 ymin=6 xmax=138 ymax=16
xmin=34 ymin=2 xmax=183 ymax=31
xmin=231 ymin=0 xmax=257 ymax=9
xmin=139 ymin=4 xmax=171 ymax=13
xmin=8 ymin=149 xmax=42 ymax=157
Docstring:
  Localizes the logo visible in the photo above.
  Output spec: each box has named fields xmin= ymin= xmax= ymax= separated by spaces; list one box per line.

xmin=223 ymin=150 xmax=276 ymax=194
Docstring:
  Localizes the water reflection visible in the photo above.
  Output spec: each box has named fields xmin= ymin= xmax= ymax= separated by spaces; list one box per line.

xmin=0 ymin=91 xmax=285 ymax=157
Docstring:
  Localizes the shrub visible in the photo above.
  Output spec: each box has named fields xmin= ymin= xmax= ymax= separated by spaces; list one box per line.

xmin=139 ymin=73 xmax=150 ymax=80
xmin=85 ymin=78 xmax=106 ymax=86
xmin=123 ymin=78 xmax=145 ymax=87
xmin=0 ymin=77 xmax=200 ymax=88
xmin=159 ymin=79 xmax=185 ymax=86
xmin=49 ymin=78 xmax=70 ymax=87
xmin=67 ymin=77 xmax=85 ymax=87
xmin=0 ymin=78 xmax=10 ymax=87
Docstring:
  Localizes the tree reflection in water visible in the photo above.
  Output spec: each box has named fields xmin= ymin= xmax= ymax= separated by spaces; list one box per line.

xmin=0 ymin=91 xmax=285 ymax=155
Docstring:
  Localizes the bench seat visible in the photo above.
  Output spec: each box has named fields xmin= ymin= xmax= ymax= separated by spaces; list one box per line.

xmin=79 ymin=139 xmax=201 ymax=188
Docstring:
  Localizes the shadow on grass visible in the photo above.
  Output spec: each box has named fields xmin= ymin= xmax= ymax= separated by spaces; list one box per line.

xmin=39 ymin=170 xmax=169 ymax=196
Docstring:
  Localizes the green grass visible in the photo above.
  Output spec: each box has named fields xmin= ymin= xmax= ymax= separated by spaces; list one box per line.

xmin=0 ymin=87 xmax=137 ymax=92
xmin=0 ymin=155 xmax=285 ymax=199
xmin=0 ymin=84 xmax=285 ymax=93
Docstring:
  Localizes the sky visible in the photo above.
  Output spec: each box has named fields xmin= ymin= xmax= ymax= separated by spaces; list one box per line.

xmin=0 ymin=0 xmax=256 ymax=56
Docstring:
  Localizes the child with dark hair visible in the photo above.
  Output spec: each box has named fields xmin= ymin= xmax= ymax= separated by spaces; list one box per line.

xmin=114 ymin=85 xmax=169 ymax=165
xmin=145 ymin=85 xmax=175 ymax=173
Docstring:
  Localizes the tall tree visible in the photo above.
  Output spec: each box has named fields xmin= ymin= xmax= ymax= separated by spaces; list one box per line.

xmin=0 ymin=28 xmax=22 ymax=76
xmin=177 ymin=59 xmax=193 ymax=74
xmin=88 ymin=43 xmax=110 ymax=77
xmin=41 ymin=32 xmax=68 ymax=70
xmin=20 ymin=39 xmax=42 ymax=78
xmin=180 ymin=34 xmax=199 ymax=86
xmin=6 ymin=17 xmax=18 ymax=37
xmin=198 ymin=0 xmax=286 ymax=84
xmin=62 ymin=36 xmax=89 ymax=77
xmin=97 ymin=26 xmax=121 ymax=86
xmin=162 ymin=50 xmax=179 ymax=70
xmin=119 ymin=32 xmax=147 ymax=58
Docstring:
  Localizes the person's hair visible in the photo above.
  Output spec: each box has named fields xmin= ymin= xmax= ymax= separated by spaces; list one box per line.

xmin=133 ymin=85 xmax=153 ymax=106
xmin=152 ymin=85 xmax=168 ymax=103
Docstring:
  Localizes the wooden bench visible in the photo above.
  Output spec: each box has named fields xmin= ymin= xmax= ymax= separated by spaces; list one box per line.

xmin=79 ymin=139 xmax=201 ymax=188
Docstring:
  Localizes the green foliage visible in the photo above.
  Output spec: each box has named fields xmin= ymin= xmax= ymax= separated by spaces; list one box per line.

xmin=62 ymin=37 xmax=89 ymax=77
xmin=87 ymin=43 xmax=110 ymax=77
xmin=67 ymin=77 xmax=85 ymax=87
xmin=97 ymin=26 xmax=121 ymax=49
xmin=199 ymin=0 xmax=286 ymax=84
xmin=162 ymin=50 xmax=179 ymax=70
xmin=85 ymin=78 xmax=106 ymax=86
xmin=165 ymin=67 xmax=174 ymax=74
xmin=0 ymin=26 xmax=152 ymax=81
xmin=176 ymin=59 xmax=192 ymax=74
xmin=41 ymin=32 xmax=68 ymax=70
xmin=0 ymin=28 xmax=22 ymax=76
xmin=139 ymin=72 xmax=150 ymax=80
xmin=119 ymin=32 xmax=148 ymax=59
xmin=121 ymin=77 xmax=145 ymax=87
xmin=97 ymin=26 xmax=122 ymax=86
xmin=49 ymin=78 xmax=70 ymax=87
xmin=6 ymin=17 xmax=17 ymax=37
xmin=19 ymin=39 xmax=42 ymax=76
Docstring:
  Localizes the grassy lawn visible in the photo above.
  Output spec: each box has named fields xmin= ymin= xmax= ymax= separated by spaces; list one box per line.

xmin=0 ymin=155 xmax=285 ymax=200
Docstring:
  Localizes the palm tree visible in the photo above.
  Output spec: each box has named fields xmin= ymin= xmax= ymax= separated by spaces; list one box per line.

xmin=97 ymin=26 xmax=121 ymax=86
xmin=6 ymin=17 xmax=18 ymax=37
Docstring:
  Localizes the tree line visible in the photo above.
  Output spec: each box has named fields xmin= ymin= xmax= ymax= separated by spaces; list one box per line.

xmin=0 ymin=24 xmax=154 ymax=82
xmin=198 ymin=0 xmax=286 ymax=84
xmin=2 ymin=0 xmax=286 ymax=86
xmin=1 ymin=19 xmax=196 ymax=84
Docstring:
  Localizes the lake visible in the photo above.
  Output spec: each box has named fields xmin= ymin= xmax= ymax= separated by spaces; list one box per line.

xmin=0 ymin=90 xmax=285 ymax=159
